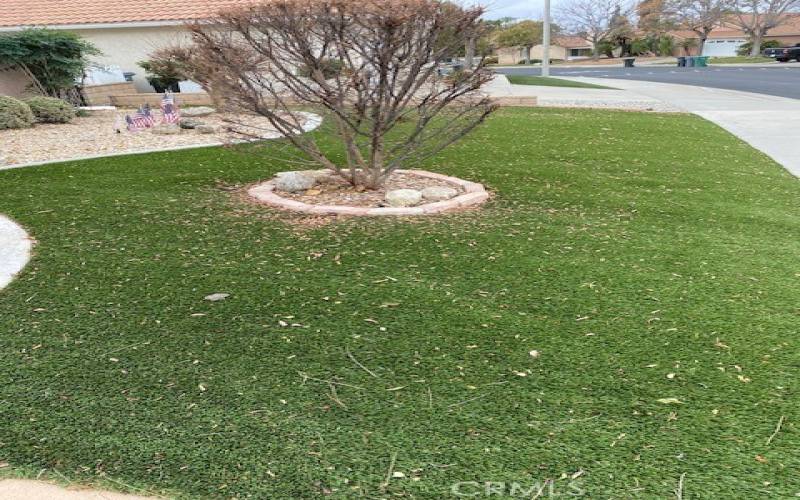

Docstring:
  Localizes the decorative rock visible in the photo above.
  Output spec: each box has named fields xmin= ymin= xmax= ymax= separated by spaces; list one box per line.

xmin=195 ymin=124 xmax=219 ymax=134
xmin=179 ymin=118 xmax=205 ymax=129
xmin=182 ymin=106 xmax=216 ymax=117
xmin=151 ymin=124 xmax=181 ymax=135
xmin=204 ymin=293 xmax=230 ymax=302
xmin=385 ymin=189 xmax=422 ymax=207
xmin=274 ymin=171 xmax=317 ymax=193
xmin=421 ymin=186 xmax=458 ymax=201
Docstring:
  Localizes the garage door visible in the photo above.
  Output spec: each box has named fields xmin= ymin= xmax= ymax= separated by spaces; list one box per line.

xmin=702 ymin=39 xmax=746 ymax=57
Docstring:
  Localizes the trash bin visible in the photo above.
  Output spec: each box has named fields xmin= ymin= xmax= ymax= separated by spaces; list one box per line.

xmin=677 ymin=56 xmax=686 ymax=67
xmin=686 ymin=56 xmax=695 ymax=67
xmin=696 ymin=56 xmax=709 ymax=67
xmin=623 ymin=57 xmax=635 ymax=68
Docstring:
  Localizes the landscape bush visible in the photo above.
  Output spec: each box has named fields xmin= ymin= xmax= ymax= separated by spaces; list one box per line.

xmin=736 ymin=39 xmax=781 ymax=56
xmin=0 ymin=96 xmax=35 ymax=130
xmin=295 ymin=58 xmax=344 ymax=79
xmin=0 ymin=29 xmax=98 ymax=98
xmin=24 ymin=96 xmax=76 ymax=123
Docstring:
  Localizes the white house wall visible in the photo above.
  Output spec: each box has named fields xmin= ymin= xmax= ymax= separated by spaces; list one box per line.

xmin=74 ymin=25 xmax=192 ymax=92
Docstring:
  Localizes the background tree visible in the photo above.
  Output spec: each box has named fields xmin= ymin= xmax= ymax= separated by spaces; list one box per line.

xmin=637 ymin=0 xmax=676 ymax=34
xmin=0 ymin=29 xmax=99 ymax=100
xmin=557 ymin=0 xmax=628 ymax=59
xmin=609 ymin=5 xmax=636 ymax=55
xmin=158 ymin=0 xmax=496 ymax=190
xmin=658 ymin=34 xmax=676 ymax=54
xmin=679 ymin=37 xmax=698 ymax=54
xmin=729 ymin=0 xmax=800 ymax=55
xmin=494 ymin=20 xmax=546 ymax=64
xmin=669 ymin=0 xmax=726 ymax=55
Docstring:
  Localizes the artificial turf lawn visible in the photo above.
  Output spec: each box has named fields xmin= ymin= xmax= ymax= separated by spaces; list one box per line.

xmin=1 ymin=107 xmax=799 ymax=498
xmin=708 ymin=56 xmax=777 ymax=64
xmin=506 ymin=75 xmax=614 ymax=89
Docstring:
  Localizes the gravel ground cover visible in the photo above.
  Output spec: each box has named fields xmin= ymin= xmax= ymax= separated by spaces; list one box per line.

xmin=0 ymin=110 xmax=290 ymax=167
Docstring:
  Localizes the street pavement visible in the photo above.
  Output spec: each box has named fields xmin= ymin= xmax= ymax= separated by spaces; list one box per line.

xmin=495 ymin=65 xmax=800 ymax=100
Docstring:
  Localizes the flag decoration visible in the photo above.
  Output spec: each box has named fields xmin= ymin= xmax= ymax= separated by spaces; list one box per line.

xmin=125 ymin=104 xmax=156 ymax=132
xmin=160 ymin=92 xmax=180 ymax=124
xmin=140 ymin=103 xmax=156 ymax=127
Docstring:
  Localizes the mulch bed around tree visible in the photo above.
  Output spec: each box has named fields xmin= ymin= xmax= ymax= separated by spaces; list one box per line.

xmin=279 ymin=171 xmax=463 ymax=208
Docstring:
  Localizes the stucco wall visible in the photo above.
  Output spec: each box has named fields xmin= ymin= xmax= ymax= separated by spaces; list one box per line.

xmin=73 ymin=25 xmax=192 ymax=92
xmin=531 ymin=44 xmax=568 ymax=61
xmin=496 ymin=45 xmax=570 ymax=64
xmin=0 ymin=69 xmax=32 ymax=97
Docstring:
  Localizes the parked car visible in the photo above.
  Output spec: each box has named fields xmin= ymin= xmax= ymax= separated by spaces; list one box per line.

xmin=763 ymin=43 xmax=800 ymax=62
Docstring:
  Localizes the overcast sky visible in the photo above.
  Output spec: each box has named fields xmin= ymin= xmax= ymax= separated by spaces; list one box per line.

xmin=467 ymin=0 xmax=548 ymax=21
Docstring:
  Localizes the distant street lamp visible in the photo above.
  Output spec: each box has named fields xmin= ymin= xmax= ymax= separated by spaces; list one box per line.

xmin=542 ymin=0 xmax=551 ymax=76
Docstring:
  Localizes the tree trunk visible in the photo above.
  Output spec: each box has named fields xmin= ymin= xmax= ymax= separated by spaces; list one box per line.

xmin=523 ymin=46 xmax=531 ymax=64
xmin=465 ymin=37 xmax=475 ymax=69
xmin=699 ymin=35 xmax=707 ymax=56
xmin=750 ymin=31 xmax=763 ymax=56
xmin=592 ymin=36 xmax=600 ymax=60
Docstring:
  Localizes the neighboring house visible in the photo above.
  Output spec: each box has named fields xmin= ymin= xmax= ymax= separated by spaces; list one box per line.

xmin=496 ymin=36 xmax=593 ymax=64
xmin=669 ymin=14 xmax=800 ymax=57
xmin=0 ymin=0 xmax=248 ymax=95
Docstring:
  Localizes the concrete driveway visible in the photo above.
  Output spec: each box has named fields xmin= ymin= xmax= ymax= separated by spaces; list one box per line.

xmin=496 ymin=65 xmax=800 ymax=100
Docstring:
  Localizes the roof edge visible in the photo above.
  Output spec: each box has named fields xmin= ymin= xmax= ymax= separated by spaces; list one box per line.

xmin=0 ymin=19 xmax=189 ymax=32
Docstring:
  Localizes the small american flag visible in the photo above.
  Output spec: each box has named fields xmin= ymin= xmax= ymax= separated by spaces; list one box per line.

xmin=160 ymin=92 xmax=180 ymax=124
xmin=140 ymin=104 xmax=156 ymax=128
xmin=126 ymin=111 xmax=148 ymax=132
xmin=125 ymin=105 xmax=156 ymax=132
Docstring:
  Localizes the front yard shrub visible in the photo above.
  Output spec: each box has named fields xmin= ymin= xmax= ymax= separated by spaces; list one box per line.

xmin=138 ymin=58 xmax=184 ymax=93
xmin=24 ymin=96 xmax=76 ymax=123
xmin=736 ymin=39 xmax=781 ymax=56
xmin=0 ymin=96 xmax=35 ymax=130
xmin=0 ymin=29 xmax=99 ymax=98
xmin=295 ymin=58 xmax=344 ymax=80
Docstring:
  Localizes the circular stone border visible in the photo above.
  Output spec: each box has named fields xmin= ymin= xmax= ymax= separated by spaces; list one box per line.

xmin=246 ymin=169 xmax=489 ymax=216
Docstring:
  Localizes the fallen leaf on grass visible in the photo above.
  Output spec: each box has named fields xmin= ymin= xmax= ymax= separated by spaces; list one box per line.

xmin=204 ymin=293 xmax=230 ymax=302
xmin=657 ymin=398 xmax=684 ymax=405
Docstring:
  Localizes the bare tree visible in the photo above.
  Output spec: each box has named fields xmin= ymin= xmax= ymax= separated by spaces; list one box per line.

xmin=669 ymin=0 xmax=726 ymax=55
xmin=493 ymin=20 xmax=544 ymax=64
xmin=157 ymin=0 xmax=496 ymax=189
xmin=729 ymin=0 xmax=800 ymax=55
xmin=557 ymin=0 xmax=629 ymax=59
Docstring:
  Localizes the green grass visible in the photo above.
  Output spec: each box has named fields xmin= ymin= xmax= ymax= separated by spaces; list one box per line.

xmin=708 ymin=56 xmax=776 ymax=64
xmin=1 ymin=108 xmax=800 ymax=498
xmin=506 ymin=75 xmax=614 ymax=89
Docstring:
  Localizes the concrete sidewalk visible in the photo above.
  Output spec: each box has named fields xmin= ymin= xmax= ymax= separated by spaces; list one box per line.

xmin=484 ymin=75 xmax=679 ymax=112
xmin=0 ymin=479 xmax=157 ymax=500
xmin=564 ymin=77 xmax=800 ymax=177
xmin=0 ymin=215 xmax=32 ymax=291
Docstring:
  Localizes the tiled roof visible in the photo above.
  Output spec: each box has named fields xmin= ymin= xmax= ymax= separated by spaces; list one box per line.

xmin=0 ymin=0 xmax=253 ymax=28
xmin=671 ymin=14 xmax=800 ymax=39
xmin=553 ymin=35 xmax=591 ymax=48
